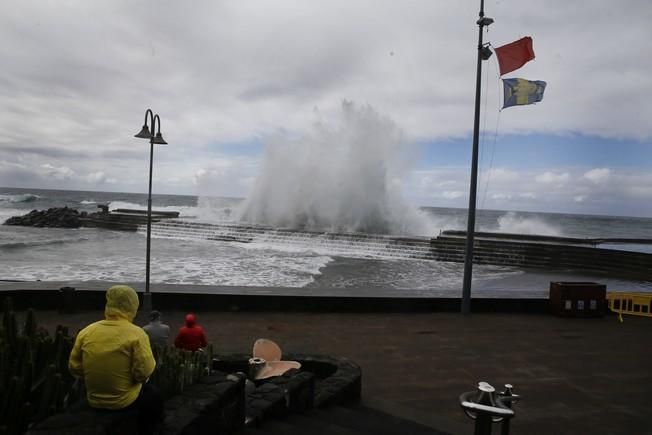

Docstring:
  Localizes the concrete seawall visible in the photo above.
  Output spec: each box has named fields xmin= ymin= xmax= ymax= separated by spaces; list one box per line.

xmin=432 ymin=232 xmax=652 ymax=281
xmin=0 ymin=281 xmax=548 ymax=313
xmin=79 ymin=210 xmax=652 ymax=281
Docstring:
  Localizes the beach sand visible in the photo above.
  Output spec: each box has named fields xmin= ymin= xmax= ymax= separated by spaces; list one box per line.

xmin=28 ymin=308 xmax=652 ymax=435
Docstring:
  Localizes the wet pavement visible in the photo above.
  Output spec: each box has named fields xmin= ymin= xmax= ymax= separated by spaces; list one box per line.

xmin=30 ymin=308 xmax=652 ymax=435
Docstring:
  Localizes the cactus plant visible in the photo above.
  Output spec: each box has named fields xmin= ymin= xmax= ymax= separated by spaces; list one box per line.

xmin=16 ymin=402 xmax=33 ymax=435
xmin=0 ymin=301 xmax=75 ymax=434
xmin=146 ymin=343 xmax=213 ymax=399
xmin=0 ymin=344 xmax=7 ymax=392
xmin=35 ymin=365 xmax=56 ymax=422
xmin=2 ymin=310 xmax=17 ymax=351
xmin=2 ymin=297 xmax=12 ymax=317
xmin=0 ymin=375 xmax=25 ymax=432
xmin=0 ymin=297 xmax=210 ymax=433
xmin=23 ymin=309 xmax=37 ymax=338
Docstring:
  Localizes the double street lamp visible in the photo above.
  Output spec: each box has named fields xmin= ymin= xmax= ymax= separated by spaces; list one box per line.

xmin=134 ymin=109 xmax=167 ymax=313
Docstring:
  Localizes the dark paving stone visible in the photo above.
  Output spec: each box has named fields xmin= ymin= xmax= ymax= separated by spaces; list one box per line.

xmin=255 ymin=418 xmax=308 ymax=435
xmin=309 ymin=406 xmax=449 ymax=435
xmin=25 ymin=309 xmax=652 ymax=434
xmin=285 ymin=413 xmax=362 ymax=435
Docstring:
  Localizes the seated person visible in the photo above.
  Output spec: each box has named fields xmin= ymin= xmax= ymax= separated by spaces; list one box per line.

xmin=174 ymin=313 xmax=208 ymax=351
xmin=143 ymin=310 xmax=170 ymax=348
xmin=69 ymin=285 xmax=163 ymax=435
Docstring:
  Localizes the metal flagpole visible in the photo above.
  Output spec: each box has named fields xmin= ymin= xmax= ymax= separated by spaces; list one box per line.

xmin=461 ymin=0 xmax=493 ymax=315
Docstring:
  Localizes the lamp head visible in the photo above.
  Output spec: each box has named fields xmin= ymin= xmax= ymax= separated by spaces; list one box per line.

xmin=480 ymin=45 xmax=493 ymax=60
xmin=134 ymin=125 xmax=153 ymax=139
xmin=152 ymin=132 xmax=168 ymax=145
xmin=477 ymin=17 xmax=494 ymax=26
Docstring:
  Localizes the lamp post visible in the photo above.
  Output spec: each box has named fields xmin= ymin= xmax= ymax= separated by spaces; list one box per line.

xmin=134 ymin=109 xmax=167 ymax=313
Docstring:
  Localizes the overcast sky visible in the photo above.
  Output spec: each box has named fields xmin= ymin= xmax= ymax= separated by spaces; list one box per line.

xmin=1 ymin=0 xmax=651 ymax=217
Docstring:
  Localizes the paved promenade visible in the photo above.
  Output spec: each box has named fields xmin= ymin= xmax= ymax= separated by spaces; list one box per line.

xmin=31 ymin=308 xmax=652 ymax=434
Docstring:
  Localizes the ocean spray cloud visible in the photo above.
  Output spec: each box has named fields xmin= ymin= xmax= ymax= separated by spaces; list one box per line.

xmin=238 ymin=101 xmax=432 ymax=235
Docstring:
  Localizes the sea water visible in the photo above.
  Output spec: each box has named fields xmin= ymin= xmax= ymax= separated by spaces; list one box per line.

xmin=1 ymin=187 xmax=651 ymax=295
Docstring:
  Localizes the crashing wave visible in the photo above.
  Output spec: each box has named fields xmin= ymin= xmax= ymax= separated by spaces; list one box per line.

xmin=0 ymin=193 xmax=40 ymax=203
xmin=238 ymin=101 xmax=433 ymax=236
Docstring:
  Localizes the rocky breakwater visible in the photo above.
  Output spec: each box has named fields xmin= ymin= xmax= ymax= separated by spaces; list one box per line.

xmin=3 ymin=207 xmax=96 ymax=228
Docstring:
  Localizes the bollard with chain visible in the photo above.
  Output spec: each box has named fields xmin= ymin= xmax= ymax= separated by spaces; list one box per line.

xmin=459 ymin=381 xmax=520 ymax=435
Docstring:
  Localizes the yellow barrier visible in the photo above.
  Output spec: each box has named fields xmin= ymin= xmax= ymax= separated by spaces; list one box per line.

xmin=606 ymin=292 xmax=652 ymax=321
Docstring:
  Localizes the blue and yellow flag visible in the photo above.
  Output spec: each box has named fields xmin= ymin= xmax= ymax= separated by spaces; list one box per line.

xmin=502 ymin=78 xmax=546 ymax=109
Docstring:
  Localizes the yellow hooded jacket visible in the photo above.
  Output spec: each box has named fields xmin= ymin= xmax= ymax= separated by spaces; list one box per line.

xmin=69 ymin=285 xmax=156 ymax=409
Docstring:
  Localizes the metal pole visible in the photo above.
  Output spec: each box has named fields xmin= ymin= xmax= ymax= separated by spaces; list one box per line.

xmin=461 ymin=0 xmax=486 ymax=315
xmin=144 ymin=137 xmax=154 ymax=314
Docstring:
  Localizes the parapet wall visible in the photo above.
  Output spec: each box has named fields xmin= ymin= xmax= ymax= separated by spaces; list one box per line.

xmin=432 ymin=232 xmax=652 ymax=281
xmin=0 ymin=287 xmax=548 ymax=314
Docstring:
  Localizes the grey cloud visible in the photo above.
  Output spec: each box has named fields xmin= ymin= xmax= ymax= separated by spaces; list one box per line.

xmin=0 ymin=0 xmax=650 ymax=210
xmin=0 ymin=145 xmax=89 ymax=159
xmin=407 ymin=166 xmax=652 ymax=217
xmin=99 ymin=149 xmax=150 ymax=160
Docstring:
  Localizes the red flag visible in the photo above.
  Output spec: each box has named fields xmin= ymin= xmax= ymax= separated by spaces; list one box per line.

xmin=495 ymin=37 xmax=535 ymax=76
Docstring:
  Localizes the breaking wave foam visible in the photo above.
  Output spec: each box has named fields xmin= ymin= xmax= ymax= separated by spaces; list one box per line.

xmin=489 ymin=211 xmax=563 ymax=236
xmin=0 ymin=193 xmax=40 ymax=203
xmin=239 ymin=101 xmax=433 ymax=236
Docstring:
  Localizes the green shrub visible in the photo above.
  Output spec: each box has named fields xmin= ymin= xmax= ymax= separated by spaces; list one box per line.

xmin=149 ymin=343 xmax=213 ymax=399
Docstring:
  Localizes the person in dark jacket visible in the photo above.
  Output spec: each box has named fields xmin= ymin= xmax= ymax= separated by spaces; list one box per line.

xmin=174 ymin=313 xmax=208 ymax=351
xmin=143 ymin=310 xmax=170 ymax=348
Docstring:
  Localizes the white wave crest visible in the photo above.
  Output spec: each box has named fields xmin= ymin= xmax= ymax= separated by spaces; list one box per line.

xmin=488 ymin=211 xmax=562 ymax=236
xmin=194 ymin=197 xmax=241 ymax=222
xmin=0 ymin=208 xmax=29 ymax=223
xmin=0 ymin=193 xmax=40 ymax=203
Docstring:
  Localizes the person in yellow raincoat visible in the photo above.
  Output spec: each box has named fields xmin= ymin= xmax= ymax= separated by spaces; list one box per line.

xmin=69 ymin=285 xmax=163 ymax=434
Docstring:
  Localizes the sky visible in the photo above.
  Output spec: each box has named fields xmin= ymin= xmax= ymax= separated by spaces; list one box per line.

xmin=0 ymin=0 xmax=651 ymax=217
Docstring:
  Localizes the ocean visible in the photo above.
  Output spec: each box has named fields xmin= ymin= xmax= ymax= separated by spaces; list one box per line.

xmin=1 ymin=187 xmax=651 ymax=295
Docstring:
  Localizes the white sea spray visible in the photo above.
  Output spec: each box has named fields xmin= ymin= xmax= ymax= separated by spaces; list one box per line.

xmin=488 ymin=211 xmax=563 ymax=236
xmin=238 ymin=101 xmax=433 ymax=236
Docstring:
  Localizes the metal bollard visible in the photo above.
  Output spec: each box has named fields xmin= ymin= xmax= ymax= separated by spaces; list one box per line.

xmin=59 ymin=286 xmax=76 ymax=314
xmin=248 ymin=357 xmax=266 ymax=380
xmin=459 ymin=381 xmax=520 ymax=435
xmin=498 ymin=384 xmax=520 ymax=435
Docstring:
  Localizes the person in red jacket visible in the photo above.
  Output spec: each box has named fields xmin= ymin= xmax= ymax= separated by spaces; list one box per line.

xmin=174 ymin=313 xmax=208 ymax=351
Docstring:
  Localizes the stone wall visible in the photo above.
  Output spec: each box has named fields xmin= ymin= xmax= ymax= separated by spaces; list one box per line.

xmin=27 ymin=374 xmax=246 ymax=435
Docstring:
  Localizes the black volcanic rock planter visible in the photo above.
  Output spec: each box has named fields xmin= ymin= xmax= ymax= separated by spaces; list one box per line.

xmin=162 ymin=373 xmax=245 ymax=435
xmin=244 ymin=371 xmax=315 ymax=425
xmin=27 ymin=354 xmax=360 ymax=434
xmin=287 ymin=354 xmax=362 ymax=407
xmin=213 ymin=353 xmax=362 ymax=428
xmin=25 ymin=403 xmax=140 ymax=435
xmin=27 ymin=373 xmax=246 ymax=435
